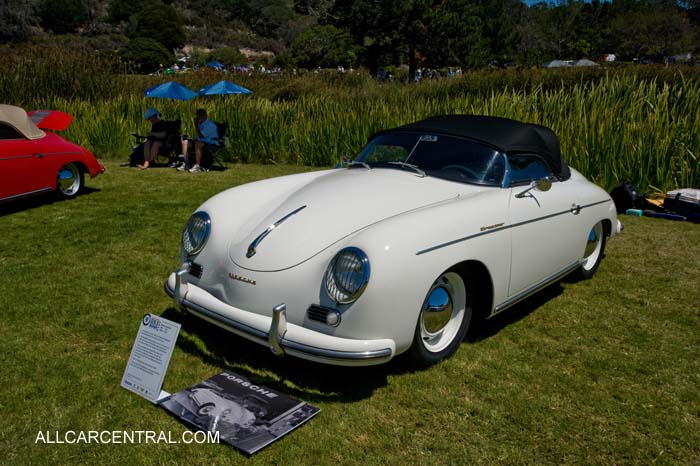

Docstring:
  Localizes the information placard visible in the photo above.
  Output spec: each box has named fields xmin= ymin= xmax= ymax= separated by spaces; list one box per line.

xmin=121 ymin=314 xmax=180 ymax=403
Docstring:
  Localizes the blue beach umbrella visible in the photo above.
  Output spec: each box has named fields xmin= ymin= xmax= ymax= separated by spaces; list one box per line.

xmin=144 ymin=81 xmax=198 ymax=101
xmin=199 ymin=80 xmax=252 ymax=96
xmin=206 ymin=61 xmax=224 ymax=69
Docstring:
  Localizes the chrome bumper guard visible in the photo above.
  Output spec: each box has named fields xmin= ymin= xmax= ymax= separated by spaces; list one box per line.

xmin=165 ymin=268 xmax=394 ymax=364
xmin=172 ymin=262 xmax=191 ymax=311
xmin=268 ymin=304 xmax=287 ymax=356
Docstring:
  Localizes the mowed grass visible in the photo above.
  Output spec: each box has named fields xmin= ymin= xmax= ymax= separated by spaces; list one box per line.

xmin=1 ymin=162 xmax=698 ymax=465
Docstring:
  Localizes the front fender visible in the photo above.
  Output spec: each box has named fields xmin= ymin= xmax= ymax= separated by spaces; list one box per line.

xmin=328 ymin=188 xmax=511 ymax=353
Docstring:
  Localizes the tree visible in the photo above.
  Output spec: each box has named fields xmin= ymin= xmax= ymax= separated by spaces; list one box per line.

xmin=120 ymin=37 xmax=173 ymax=73
xmin=294 ymin=0 xmax=335 ymax=21
xmin=0 ymin=0 xmax=37 ymax=41
xmin=479 ymin=0 xmax=523 ymax=62
xmin=108 ymin=0 xmax=139 ymax=24
xmin=332 ymin=0 xmax=434 ymax=78
xmin=130 ymin=0 xmax=185 ymax=51
xmin=248 ymin=0 xmax=295 ymax=37
xmin=611 ymin=7 xmax=695 ymax=59
xmin=516 ymin=3 xmax=551 ymax=64
xmin=427 ymin=0 xmax=489 ymax=67
xmin=36 ymin=0 xmax=90 ymax=34
xmin=291 ymin=24 xmax=356 ymax=68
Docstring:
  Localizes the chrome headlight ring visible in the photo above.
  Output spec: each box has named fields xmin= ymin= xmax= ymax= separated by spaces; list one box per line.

xmin=324 ymin=247 xmax=370 ymax=305
xmin=182 ymin=211 xmax=211 ymax=257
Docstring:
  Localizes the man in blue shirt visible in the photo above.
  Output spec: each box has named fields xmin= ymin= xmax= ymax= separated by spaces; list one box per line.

xmin=179 ymin=108 xmax=219 ymax=172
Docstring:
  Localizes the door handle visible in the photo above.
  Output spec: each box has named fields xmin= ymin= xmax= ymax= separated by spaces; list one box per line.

xmin=570 ymin=203 xmax=581 ymax=215
xmin=34 ymin=152 xmax=44 ymax=159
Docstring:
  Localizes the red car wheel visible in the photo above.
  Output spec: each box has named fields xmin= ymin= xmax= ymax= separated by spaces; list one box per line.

xmin=56 ymin=163 xmax=83 ymax=199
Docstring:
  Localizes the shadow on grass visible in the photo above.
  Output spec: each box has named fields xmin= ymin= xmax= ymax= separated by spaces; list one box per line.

xmin=0 ymin=186 xmax=100 ymax=217
xmin=160 ymin=278 xmax=569 ymax=403
xmin=467 ymin=280 xmax=565 ymax=342
xmin=161 ymin=307 xmax=419 ymax=404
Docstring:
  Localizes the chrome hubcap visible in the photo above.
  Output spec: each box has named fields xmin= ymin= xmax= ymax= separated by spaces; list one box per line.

xmin=58 ymin=164 xmax=80 ymax=195
xmin=420 ymin=272 xmax=466 ymax=353
xmin=582 ymin=222 xmax=603 ymax=270
xmin=422 ymin=287 xmax=453 ymax=334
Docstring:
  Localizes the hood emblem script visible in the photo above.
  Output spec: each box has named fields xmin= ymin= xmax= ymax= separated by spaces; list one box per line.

xmin=246 ymin=205 xmax=307 ymax=258
xmin=229 ymin=272 xmax=257 ymax=285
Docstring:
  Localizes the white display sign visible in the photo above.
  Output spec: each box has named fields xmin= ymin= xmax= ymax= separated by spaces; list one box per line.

xmin=121 ymin=314 xmax=181 ymax=403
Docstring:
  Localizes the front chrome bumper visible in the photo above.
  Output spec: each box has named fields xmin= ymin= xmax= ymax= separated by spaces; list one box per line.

xmin=165 ymin=266 xmax=395 ymax=366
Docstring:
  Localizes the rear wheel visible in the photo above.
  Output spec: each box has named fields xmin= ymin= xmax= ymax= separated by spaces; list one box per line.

xmin=56 ymin=163 xmax=83 ymax=199
xmin=576 ymin=221 xmax=606 ymax=279
xmin=409 ymin=269 xmax=472 ymax=366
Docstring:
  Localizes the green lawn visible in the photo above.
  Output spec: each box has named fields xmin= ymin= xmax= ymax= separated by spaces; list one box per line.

xmin=1 ymin=162 xmax=698 ymax=465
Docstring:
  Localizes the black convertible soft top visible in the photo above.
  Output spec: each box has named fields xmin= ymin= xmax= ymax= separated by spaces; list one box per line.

xmin=370 ymin=115 xmax=571 ymax=180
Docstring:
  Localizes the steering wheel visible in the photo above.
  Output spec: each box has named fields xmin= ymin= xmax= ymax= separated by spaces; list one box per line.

xmin=441 ymin=164 xmax=480 ymax=180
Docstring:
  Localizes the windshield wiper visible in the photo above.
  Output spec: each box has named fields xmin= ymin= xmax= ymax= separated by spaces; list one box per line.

xmin=387 ymin=161 xmax=426 ymax=177
xmin=348 ymin=161 xmax=371 ymax=169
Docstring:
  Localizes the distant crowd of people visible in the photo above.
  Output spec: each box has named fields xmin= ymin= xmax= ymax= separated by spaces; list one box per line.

xmin=151 ymin=61 xmax=476 ymax=82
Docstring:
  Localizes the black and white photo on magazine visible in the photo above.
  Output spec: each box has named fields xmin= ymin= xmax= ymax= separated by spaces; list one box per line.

xmin=160 ymin=371 xmax=319 ymax=455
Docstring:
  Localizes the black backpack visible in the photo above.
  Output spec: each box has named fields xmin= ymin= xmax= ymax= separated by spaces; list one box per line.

xmin=129 ymin=144 xmax=145 ymax=167
xmin=610 ymin=181 xmax=641 ymax=213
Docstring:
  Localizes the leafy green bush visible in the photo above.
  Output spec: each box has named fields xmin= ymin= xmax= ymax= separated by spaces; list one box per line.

xmin=206 ymin=47 xmax=247 ymax=66
xmin=291 ymin=25 xmax=356 ymax=69
xmin=129 ymin=0 xmax=185 ymax=51
xmin=120 ymin=37 xmax=173 ymax=73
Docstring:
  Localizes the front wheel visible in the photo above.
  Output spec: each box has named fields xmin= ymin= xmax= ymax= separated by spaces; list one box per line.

xmin=56 ymin=163 xmax=83 ymax=199
xmin=408 ymin=269 xmax=472 ymax=366
xmin=575 ymin=221 xmax=607 ymax=280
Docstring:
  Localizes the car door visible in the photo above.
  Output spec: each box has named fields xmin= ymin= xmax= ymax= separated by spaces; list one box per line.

xmin=0 ymin=123 xmax=43 ymax=201
xmin=507 ymin=154 xmax=583 ymax=296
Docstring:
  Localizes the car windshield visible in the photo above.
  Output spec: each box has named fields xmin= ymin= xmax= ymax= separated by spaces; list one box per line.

xmin=356 ymin=132 xmax=505 ymax=186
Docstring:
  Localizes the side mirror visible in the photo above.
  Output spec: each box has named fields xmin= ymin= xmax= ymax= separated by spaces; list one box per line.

xmin=515 ymin=178 xmax=552 ymax=198
xmin=534 ymin=177 xmax=552 ymax=192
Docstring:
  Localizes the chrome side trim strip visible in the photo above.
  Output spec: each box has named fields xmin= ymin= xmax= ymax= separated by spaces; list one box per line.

xmin=416 ymin=199 xmax=612 ymax=255
xmin=247 ymin=205 xmax=307 ymax=258
xmin=492 ymin=261 xmax=581 ymax=316
xmin=0 ymin=151 xmax=83 ymax=161
xmin=0 ymin=187 xmax=52 ymax=202
xmin=0 ymin=154 xmax=35 ymax=161
xmin=164 ymin=282 xmax=393 ymax=361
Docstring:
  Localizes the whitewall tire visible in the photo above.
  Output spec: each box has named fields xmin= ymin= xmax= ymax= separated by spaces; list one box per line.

xmin=409 ymin=269 xmax=473 ymax=365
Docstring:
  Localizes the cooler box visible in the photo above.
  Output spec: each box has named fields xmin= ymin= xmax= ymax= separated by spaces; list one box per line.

xmin=665 ymin=189 xmax=700 ymax=221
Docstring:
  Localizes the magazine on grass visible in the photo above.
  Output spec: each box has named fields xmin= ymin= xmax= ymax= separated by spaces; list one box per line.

xmin=159 ymin=371 xmax=320 ymax=455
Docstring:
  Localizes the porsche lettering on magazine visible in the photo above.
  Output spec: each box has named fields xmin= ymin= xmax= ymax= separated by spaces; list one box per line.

xmin=159 ymin=371 xmax=319 ymax=455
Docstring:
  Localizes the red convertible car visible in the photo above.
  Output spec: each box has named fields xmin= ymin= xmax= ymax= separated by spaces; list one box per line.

xmin=0 ymin=104 xmax=104 ymax=203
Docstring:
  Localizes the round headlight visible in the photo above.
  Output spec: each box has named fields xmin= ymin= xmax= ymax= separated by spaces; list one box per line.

xmin=182 ymin=212 xmax=211 ymax=256
xmin=324 ymin=247 xmax=370 ymax=304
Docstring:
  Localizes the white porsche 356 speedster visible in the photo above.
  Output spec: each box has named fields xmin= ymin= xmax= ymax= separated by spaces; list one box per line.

xmin=166 ymin=115 xmax=622 ymax=366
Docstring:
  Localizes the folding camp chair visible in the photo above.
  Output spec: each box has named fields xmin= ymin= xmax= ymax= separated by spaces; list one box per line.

xmin=128 ymin=119 xmax=182 ymax=167
xmin=201 ymin=122 xmax=228 ymax=171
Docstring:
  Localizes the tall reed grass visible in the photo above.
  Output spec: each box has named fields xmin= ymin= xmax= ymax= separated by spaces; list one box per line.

xmin=1 ymin=47 xmax=698 ymax=192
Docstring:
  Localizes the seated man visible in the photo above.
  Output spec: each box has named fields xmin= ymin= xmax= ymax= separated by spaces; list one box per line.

xmin=138 ymin=108 xmax=168 ymax=169
xmin=178 ymin=108 xmax=219 ymax=173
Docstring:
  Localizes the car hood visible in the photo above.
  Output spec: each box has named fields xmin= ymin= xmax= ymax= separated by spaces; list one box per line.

xmin=229 ymin=169 xmax=463 ymax=271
